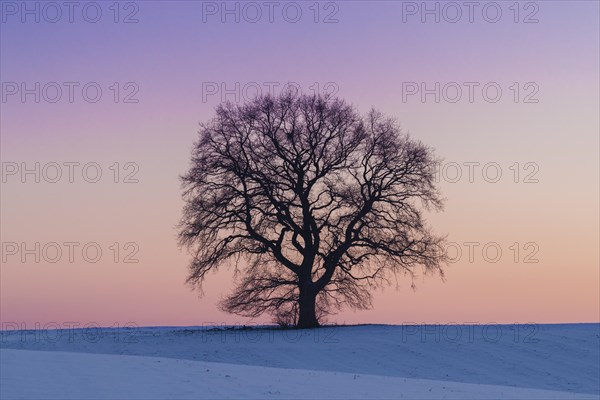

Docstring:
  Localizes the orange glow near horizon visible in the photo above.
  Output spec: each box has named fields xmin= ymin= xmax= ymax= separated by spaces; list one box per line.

xmin=1 ymin=1 xmax=598 ymax=328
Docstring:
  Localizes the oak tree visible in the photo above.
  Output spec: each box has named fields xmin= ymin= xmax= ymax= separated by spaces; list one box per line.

xmin=179 ymin=92 xmax=446 ymax=328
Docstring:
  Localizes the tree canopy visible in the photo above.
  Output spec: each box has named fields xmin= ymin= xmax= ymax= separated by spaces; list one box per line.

xmin=179 ymin=92 xmax=446 ymax=328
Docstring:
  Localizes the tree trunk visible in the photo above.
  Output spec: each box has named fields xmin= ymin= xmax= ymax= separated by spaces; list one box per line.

xmin=297 ymin=286 xmax=319 ymax=329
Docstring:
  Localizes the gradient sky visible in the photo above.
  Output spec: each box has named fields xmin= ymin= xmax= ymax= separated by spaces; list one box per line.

xmin=1 ymin=1 xmax=598 ymax=328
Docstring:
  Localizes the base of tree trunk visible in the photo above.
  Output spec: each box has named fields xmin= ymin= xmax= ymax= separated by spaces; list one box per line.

xmin=296 ymin=319 xmax=320 ymax=329
xmin=297 ymin=289 xmax=319 ymax=329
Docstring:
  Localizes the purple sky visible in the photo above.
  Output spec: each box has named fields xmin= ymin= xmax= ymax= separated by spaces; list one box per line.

xmin=1 ymin=1 xmax=598 ymax=327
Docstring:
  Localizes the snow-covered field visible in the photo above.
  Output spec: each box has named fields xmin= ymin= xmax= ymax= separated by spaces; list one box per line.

xmin=1 ymin=324 xmax=598 ymax=399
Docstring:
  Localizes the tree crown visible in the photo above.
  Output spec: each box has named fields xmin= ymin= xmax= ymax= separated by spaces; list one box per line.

xmin=179 ymin=92 xmax=446 ymax=325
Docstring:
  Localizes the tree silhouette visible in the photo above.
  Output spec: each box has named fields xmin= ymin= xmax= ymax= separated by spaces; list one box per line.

xmin=179 ymin=92 xmax=446 ymax=328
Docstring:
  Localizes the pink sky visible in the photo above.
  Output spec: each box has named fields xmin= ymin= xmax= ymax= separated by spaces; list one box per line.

xmin=1 ymin=1 xmax=598 ymax=327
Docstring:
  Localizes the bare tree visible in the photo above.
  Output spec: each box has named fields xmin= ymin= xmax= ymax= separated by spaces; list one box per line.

xmin=179 ymin=92 xmax=446 ymax=328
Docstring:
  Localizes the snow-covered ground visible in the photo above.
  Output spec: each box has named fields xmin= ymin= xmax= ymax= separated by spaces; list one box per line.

xmin=1 ymin=324 xmax=598 ymax=399
xmin=2 ymin=349 xmax=597 ymax=399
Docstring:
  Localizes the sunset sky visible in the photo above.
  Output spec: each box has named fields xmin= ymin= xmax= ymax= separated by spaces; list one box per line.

xmin=1 ymin=1 xmax=598 ymax=328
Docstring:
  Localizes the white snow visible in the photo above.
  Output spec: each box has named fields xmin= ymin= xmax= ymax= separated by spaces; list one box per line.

xmin=1 ymin=324 xmax=598 ymax=399
xmin=1 ymin=349 xmax=597 ymax=399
